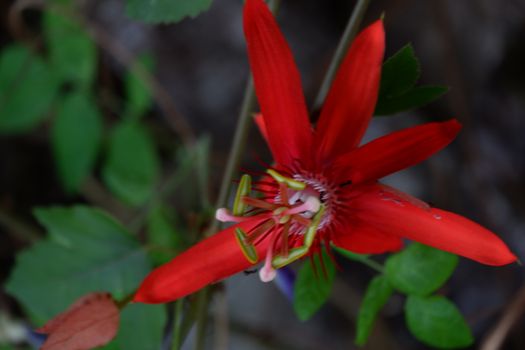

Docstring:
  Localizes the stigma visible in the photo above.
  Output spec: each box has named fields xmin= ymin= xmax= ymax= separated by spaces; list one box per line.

xmin=215 ymin=169 xmax=324 ymax=282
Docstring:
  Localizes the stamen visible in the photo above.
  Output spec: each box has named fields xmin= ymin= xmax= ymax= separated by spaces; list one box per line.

xmin=271 ymin=206 xmax=325 ymax=268
xmin=217 ymin=168 xmax=333 ymax=275
xmin=259 ymin=247 xmax=277 ymax=282
xmin=215 ymin=208 xmax=249 ymax=223
xmin=292 ymin=215 xmax=311 ymax=226
xmin=242 ymin=196 xmax=276 ymax=210
xmin=233 ymin=174 xmax=252 ymax=215
xmin=267 ymin=169 xmax=306 ymax=190
xmin=278 ymin=215 xmax=291 ymax=224
xmin=234 ymin=228 xmax=258 ymax=264
xmin=246 ymin=219 xmax=275 ymax=244
xmin=279 ymin=183 xmax=289 ymax=204
xmin=280 ymin=221 xmax=290 ymax=257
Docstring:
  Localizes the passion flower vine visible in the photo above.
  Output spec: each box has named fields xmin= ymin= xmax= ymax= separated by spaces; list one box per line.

xmin=133 ymin=0 xmax=515 ymax=304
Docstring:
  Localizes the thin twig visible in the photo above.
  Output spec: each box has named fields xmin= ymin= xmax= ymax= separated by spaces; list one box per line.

xmin=480 ymin=285 xmax=525 ymax=350
xmin=83 ymin=21 xmax=196 ymax=145
xmin=172 ymin=299 xmax=185 ymax=350
xmin=212 ymin=289 xmax=229 ymax=350
xmin=0 ymin=208 xmax=41 ymax=243
xmin=81 ymin=177 xmax=132 ymax=223
xmin=311 ymin=0 xmax=371 ymax=114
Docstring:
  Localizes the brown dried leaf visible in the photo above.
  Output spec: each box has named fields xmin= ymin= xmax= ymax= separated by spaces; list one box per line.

xmin=37 ymin=292 xmax=119 ymax=350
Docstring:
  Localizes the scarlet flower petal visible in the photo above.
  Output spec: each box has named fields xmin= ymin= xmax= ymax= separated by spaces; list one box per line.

xmin=244 ymin=0 xmax=313 ymax=167
xmin=351 ymin=184 xmax=516 ymax=266
xmin=333 ymin=120 xmax=462 ymax=184
xmin=332 ymin=221 xmax=403 ymax=254
xmin=134 ymin=218 xmax=270 ymax=304
xmin=253 ymin=113 xmax=269 ymax=143
xmin=316 ymin=20 xmax=385 ymax=161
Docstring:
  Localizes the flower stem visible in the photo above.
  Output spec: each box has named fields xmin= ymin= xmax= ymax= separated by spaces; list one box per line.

xmin=171 ymin=299 xmax=185 ymax=350
xmin=207 ymin=76 xmax=256 ymax=236
xmin=311 ymin=0 xmax=371 ymax=113
xmin=358 ymin=256 xmax=385 ymax=274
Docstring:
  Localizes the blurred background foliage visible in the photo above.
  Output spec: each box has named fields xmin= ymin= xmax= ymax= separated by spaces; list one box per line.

xmin=0 ymin=0 xmax=524 ymax=349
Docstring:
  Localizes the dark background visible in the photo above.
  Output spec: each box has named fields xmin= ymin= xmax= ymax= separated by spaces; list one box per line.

xmin=1 ymin=0 xmax=525 ymax=349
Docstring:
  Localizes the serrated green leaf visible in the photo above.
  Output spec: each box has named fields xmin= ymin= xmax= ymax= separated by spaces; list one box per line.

xmin=44 ymin=12 xmax=96 ymax=88
xmin=126 ymin=0 xmax=213 ymax=24
xmin=51 ymin=93 xmax=102 ymax=192
xmin=103 ymin=121 xmax=159 ymax=206
xmin=147 ymin=205 xmax=185 ymax=265
xmin=293 ymin=251 xmax=336 ymax=321
xmin=0 ymin=45 xmax=58 ymax=133
xmin=380 ymin=44 xmax=420 ymax=97
xmin=405 ymin=295 xmax=473 ymax=348
xmin=385 ymin=243 xmax=458 ymax=296
xmin=124 ymin=55 xmax=154 ymax=120
xmin=355 ymin=275 xmax=393 ymax=346
xmin=375 ymin=85 xmax=448 ymax=116
xmin=115 ymin=303 xmax=166 ymax=350
xmin=375 ymin=44 xmax=448 ymax=116
xmin=5 ymin=206 xmax=151 ymax=325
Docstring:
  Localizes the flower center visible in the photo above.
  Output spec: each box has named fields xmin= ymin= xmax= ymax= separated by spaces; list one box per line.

xmin=215 ymin=169 xmax=325 ymax=282
xmin=292 ymin=172 xmax=340 ymax=231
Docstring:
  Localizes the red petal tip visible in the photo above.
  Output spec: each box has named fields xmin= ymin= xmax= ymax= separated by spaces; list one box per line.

xmin=443 ymin=119 xmax=462 ymax=138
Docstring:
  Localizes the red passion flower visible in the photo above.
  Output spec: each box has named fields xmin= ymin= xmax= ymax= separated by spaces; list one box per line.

xmin=134 ymin=0 xmax=516 ymax=304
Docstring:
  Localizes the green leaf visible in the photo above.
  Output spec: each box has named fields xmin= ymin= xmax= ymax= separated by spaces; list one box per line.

xmin=375 ymin=44 xmax=448 ymax=116
xmin=293 ymin=251 xmax=336 ymax=321
xmin=375 ymin=86 xmax=448 ymax=116
xmin=0 ymin=45 xmax=58 ymax=133
xmin=126 ymin=0 xmax=213 ymax=24
xmin=379 ymin=44 xmax=420 ymax=97
xmin=355 ymin=275 xmax=394 ymax=346
xmin=405 ymin=295 xmax=474 ymax=348
xmin=51 ymin=93 xmax=102 ymax=192
xmin=385 ymin=243 xmax=458 ymax=296
xmin=115 ymin=303 xmax=166 ymax=350
xmin=44 ymin=11 xmax=96 ymax=88
xmin=103 ymin=121 xmax=160 ymax=206
xmin=147 ymin=205 xmax=185 ymax=265
xmin=5 ymin=206 xmax=151 ymax=324
xmin=124 ymin=55 xmax=154 ymax=120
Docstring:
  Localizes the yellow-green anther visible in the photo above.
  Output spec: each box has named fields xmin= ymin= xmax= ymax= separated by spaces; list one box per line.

xmin=273 ymin=207 xmax=287 ymax=216
xmin=234 ymin=228 xmax=258 ymax=264
xmin=272 ymin=246 xmax=309 ymax=268
xmin=266 ymin=169 xmax=306 ymax=190
xmin=233 ymin=174 xmax=251 ymax=215
xmin=278 ymin=215 xmax=291 ymax=224
xmin=304 ymin=205 xmax=325 ymax=247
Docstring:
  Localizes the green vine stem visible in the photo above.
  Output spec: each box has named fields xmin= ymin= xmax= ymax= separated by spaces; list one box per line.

xmin=205 ymin=77 xmax=256 ymax=237
xmin=311 ymin=0 xmax=371 ymax=113
xmin=171 ymin=299 xmax=185 ymax=350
